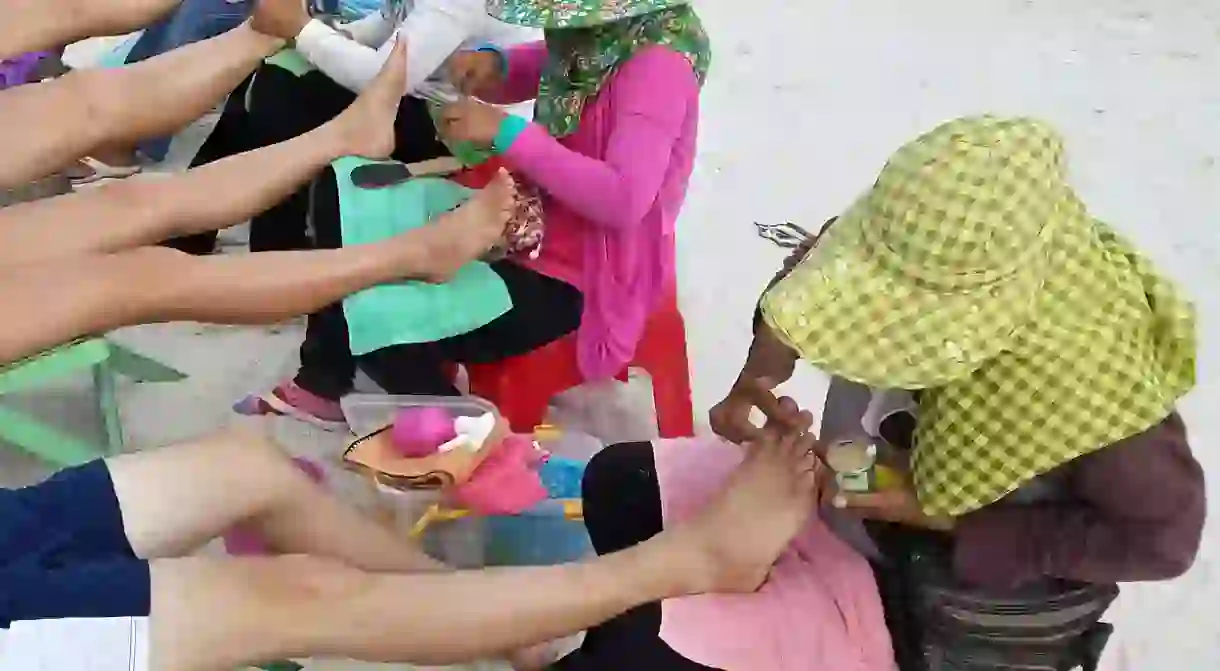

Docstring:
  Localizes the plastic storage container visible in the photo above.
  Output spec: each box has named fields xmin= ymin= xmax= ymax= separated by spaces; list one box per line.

xmin=342 ymin=393 xmax=499 ymax=437
xmin=483 ymin=461 xmax=592 ymax=566
xmin=341 ymin=395 xmax=600 ymax=567
xmin=483 ymin=429 xmax=604 ymax=567
xmin=344 ymin=394 xmax=501 ymax=568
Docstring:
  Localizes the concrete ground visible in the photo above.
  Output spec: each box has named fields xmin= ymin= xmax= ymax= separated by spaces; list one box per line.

xmin=3 ymin=0 xmax=1218 ymax=669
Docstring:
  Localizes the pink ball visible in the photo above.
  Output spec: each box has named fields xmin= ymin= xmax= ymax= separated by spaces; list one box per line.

xmin=391 ymin=407 xmax=457 ymax=457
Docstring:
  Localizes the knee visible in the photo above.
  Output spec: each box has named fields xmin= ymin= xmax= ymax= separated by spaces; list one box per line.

xmin=198 ymin=425 xmax=312 ymax=493
xmin=582 ymin=441 xmax=655 ymax=505
xmin=582 ymin=442 xmax=663 ymax=554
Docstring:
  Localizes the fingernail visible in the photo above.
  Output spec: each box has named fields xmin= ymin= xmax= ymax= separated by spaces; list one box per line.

xmin=832 ymin=495 xmax=847 ymax=508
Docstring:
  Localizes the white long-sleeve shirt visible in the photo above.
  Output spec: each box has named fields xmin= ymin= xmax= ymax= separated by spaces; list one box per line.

xmin=294 ymin=0 xmax=538 ymax=106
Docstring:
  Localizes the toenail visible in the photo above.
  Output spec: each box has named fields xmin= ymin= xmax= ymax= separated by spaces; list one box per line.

xmin=832 ymin=495 xmax=847 ymax=508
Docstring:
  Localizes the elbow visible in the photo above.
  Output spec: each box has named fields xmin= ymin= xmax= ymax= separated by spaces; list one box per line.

xmin=1138 ymin=539 xmax=1199 ymax=581
xmin=590 ymin=210 xmax=646 ymax=231
xmin=1121 ymin=497 xmax=1205 ymax=582
xmin=1141 ymin=510 xmax=1205 ymax=581
xmin=583 ymin=195 xmax=652 ymax=230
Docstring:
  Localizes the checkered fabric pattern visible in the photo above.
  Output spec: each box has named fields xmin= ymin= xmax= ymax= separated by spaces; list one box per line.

xmin=762 ymin=115 xmax=1196 ymax=516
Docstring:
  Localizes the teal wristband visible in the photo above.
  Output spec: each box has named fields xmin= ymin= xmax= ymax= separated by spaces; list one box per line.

xmin=492 ymin=114 xmax=528 ymax=155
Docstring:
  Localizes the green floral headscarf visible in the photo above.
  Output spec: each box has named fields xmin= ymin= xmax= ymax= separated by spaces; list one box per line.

xmin=534 ymin=6 xmax=711 ymax=136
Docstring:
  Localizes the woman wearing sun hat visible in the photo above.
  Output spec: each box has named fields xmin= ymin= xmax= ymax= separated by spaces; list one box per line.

xmin=712 ymin=115 xmax=1206 ymax=670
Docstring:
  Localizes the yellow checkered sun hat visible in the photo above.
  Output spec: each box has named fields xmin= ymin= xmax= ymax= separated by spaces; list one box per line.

xmin=762 ymin=115 xmax=1196 ymax=516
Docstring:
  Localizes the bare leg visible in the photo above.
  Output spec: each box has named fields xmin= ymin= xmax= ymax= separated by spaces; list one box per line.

xmin=146 ymin=430 xmax=823 ymax=670
xmin=0 ymin=22 xmax=283 ymax=188
xmin=107 ymin=424 xmax=444 ymax=571
xmin=0 ymin=0 xmax=180 ymax=59
xmin=0 ymin=171 xmax=515 ymax=365
xmin=0 ymin=40 xmax=407 ymax=265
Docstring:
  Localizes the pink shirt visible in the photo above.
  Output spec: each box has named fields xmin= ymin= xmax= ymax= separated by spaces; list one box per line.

xmin=487 ymin=42 xmax=699 ymax=380
xmin=654 ymin=439 xmax=896 ymax=671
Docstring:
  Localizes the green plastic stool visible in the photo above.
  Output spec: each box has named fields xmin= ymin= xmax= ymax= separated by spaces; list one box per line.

xmin=0 ymin=338 xmax=186 ymax=466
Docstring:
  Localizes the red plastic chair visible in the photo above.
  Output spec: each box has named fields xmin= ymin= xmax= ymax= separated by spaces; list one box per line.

xmin=451 ymin=157 xmax=695 ymax=437
xmin=447 ymin=158 xmax=506 ymax=189
xmin=466 ymin=292 xmax=695 ymax=438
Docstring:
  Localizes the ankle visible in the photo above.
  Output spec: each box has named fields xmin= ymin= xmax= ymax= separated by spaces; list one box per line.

xmin=609 ymin=534 xmax=697 ymax=602
xmin=387 ymin=229 xmax=443 ymax=281
xmin=312 ymin=121 xmax=356 ymax=162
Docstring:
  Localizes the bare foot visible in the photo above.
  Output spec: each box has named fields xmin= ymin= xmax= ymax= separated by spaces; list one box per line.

xmin=404 ymin=169 xmax=516 ymax=283
xmin=329 ymin=38 xmax=408 ymax=159
xmin=664 ymin=428 xmax=823 ymax=595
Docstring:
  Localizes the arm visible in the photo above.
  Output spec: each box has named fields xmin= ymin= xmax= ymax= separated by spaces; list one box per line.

xmin=342 ymin=11 xmax=395 ymax=46
xmin=737 ymin=218 xmax=839 ymax=387
xmin=501 ymin=46 xmax=697 ymax=230
xmin=952 ymin=413 xmax=1206 ymax=587
xmin=0 ymin=0 xmax=178 ymax=60
xmin=479 ymin=41 xmax=548 ymax=104
xmin=295 ymin=0 xmax=477 ymax=93
xmin=0 ymin=99 xmax=355 ymax=265
xmin=0 ymin=24 xmax=281 ymax=189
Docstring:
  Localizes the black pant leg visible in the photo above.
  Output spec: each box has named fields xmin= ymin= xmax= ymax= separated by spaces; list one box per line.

xmin=292 ymin=167 xmax=358 ymax=399
xmin=245 ymin=75 xmax=451 ymax=252
xmin=547 ymin=442 xmax=718 ymax=671
xmin=356 ymin=261 xmax=582 ymax=396
xmin=244 ymin=70 xmax=357 ymax=252
xmin=388 ymin=95 xmax=451 ymax=164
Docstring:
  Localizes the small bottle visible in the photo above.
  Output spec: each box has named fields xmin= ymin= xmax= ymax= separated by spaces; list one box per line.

xmin=825 ymin=439 xmax=878 ymax=493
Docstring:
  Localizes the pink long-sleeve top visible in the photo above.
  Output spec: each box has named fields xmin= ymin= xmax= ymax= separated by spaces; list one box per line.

xmin=486 ymin=42 xmax=700 ymax=380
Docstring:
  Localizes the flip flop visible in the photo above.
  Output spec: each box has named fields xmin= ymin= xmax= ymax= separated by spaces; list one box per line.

xmin=68 ymin=157 xmax=142 ymax=186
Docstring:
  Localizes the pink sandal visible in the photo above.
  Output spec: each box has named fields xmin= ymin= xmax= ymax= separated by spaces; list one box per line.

xmin=233 ymin=382 xmax=349 ymax=432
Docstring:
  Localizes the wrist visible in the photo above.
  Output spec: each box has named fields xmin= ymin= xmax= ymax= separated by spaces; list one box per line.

xmin=291 ymin=16 xmax=320 ymax=45
xmin=740 ymin=324 xmax=797 ymax=385
xmin=492 ymin=114 xmax=528 ymax=154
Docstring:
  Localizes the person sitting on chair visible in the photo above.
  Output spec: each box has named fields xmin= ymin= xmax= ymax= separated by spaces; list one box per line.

xmin=239 ymin=0 xmax=710 ymax=431
xmin=164 ymin=0 xmax=538 ymax=255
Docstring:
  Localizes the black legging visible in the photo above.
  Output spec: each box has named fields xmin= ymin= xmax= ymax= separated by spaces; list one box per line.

xmin=164 ymin=65 xmax=451 ymax=255
xmin=292 ymin=167 xmax=584 ymax=398
xmin=553 ymin=442 xmax=718 ymax=670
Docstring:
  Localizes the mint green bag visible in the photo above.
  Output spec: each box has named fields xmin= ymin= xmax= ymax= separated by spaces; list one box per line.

xmin=333 ymin=156 xmax=512 ymax=355
xmin=264 ymin=49 xmax=316 ymax=76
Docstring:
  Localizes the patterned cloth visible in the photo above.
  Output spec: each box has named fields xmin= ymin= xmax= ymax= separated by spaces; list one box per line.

xmin=762 ymin=116 xmax=1196 ymax=516
xmin=489 ymin=0 xmax=686 ymax=29
xmin=513 ymin=5 xmax=710 ymax=136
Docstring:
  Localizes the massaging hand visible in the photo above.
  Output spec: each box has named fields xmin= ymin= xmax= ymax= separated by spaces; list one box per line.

xmin=829 ymin=465 xmax=955 ymax=531
xmin=437 ymin=98 xmax=507 ymax=148
xmin=250 ymin=0 xmax=311 ymax=41
xmin=710 ymin=377 xmax=812 ymax=445
xmin=448 ymin=50 xmax=504 ymax=98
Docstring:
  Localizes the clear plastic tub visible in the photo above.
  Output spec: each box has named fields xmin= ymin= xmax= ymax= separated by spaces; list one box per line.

xmin=536 ymin=427 xmax=604 ymax=462
xmin=342 ymin=394 xmax=499 ymax=568
xmin=342 ymin=394 xmax=595 ymax=567
xmin=342 ymin=393 xmax=498 ymax=437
